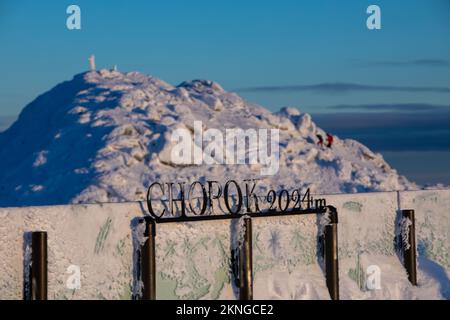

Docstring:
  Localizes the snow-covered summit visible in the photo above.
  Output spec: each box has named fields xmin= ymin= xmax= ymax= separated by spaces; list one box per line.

xmin=0 ymin=70 xmax=416 ymax=206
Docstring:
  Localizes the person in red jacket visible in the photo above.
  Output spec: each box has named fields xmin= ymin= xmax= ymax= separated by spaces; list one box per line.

xmin=326 ymin=133 xmax=334 ymax=148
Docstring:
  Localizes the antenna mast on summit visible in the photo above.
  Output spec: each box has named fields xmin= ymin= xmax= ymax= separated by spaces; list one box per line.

xmin=88 ymin=55 xmax=96 ymax=71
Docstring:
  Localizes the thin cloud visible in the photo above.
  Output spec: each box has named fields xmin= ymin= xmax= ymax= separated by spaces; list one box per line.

xmin=311 ymin=111 xmax=450 ymax=151
xmin=236 ymin=83 xmax=450 ymax=94
xmin=366 ymin=59 xmax=450 ymax=67
xmin=312 ymin=110 xmax=450 ymax=130
xmin=326 ymin=103 xmax=450 ymax=112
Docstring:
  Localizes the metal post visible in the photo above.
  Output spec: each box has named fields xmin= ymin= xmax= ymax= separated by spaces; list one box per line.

xmin=239 ymin=216 xmax=253 ymax=300
xmin=141 ymin=216 xmax=156 ymax=300
xmin=324 ymin=206 xmax=339 ymax=300
xmin=401 ymin=209 xmax=417 ymax=285
xmin=30 ymin=231 xmax=48 ymax=300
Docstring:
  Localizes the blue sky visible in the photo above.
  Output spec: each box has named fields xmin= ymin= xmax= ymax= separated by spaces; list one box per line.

xmin=0 ymin=0 xmax=449 ymax=184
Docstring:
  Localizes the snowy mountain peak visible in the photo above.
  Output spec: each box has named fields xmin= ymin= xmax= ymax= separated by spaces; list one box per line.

xmin=0 ymin=71 xmax=416 ymax=206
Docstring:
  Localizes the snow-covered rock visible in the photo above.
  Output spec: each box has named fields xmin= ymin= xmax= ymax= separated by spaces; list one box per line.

xmin=0 ymin=70 xmax=417 ymax=206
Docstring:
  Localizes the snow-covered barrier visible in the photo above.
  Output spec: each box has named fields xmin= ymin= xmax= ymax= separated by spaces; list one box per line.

xmin=0 ymin=189 xmax=448 ymax=300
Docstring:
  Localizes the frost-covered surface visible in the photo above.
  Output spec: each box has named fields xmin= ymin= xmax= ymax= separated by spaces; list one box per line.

xmin=156 ymin=221 xmax=234 ymax=300
xmin=23 ymin=235 xmax=32 ymax=299
xmin=253 ymin=215 xmax=330 ymax=299
xmin=400 ymin=216 xmax=413 ymax=251
xmin=131 ymin=219 xmax=147 ymax=298
xmin=0 ymin=70 xmax=417 ymax=207
xmin=400 ymin=190 xmax=450 ymax=271
xmin=0 ymin=189 xmax=448 ymax=300
xmin=0 ymin=203 xmax=140 ymax=299
xmin=325 ymin=191 xmax=449 ymax=299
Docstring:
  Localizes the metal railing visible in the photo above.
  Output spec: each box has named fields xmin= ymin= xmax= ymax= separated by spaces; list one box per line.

xmin=22 ymin=207 xmax=419 ymax=301
xmin=138 ymin=205 xmax=340 ymax=301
